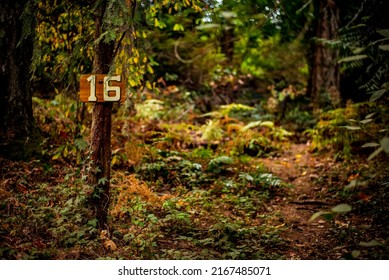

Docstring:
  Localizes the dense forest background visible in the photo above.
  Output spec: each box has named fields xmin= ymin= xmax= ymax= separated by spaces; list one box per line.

xmin=0 ymin=0 xmax=388 ymax=259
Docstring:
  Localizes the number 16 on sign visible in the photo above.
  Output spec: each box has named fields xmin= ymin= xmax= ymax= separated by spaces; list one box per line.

xmin=79 ymin=74 xmax=125 ymax=103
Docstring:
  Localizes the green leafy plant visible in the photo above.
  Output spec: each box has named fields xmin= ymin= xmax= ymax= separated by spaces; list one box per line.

xmin=310 ymin=203 xmax=353 ymax=222
xmin=200 ymin=120 xmax=224 ymax=143
xmin=136 ymin=152 xmax=209 ymax=189
xmin=135 ymin=99 xmax=165 ymax=121
xmin=304 ymin=103 xmax=386 ymax=157
xmin=207 ymin=156 xmax=234 ymax=174
xmin=242 ymin=120 xmax=292 ymax=141
xmin=342 ymin=112 xmax=389 ymax=160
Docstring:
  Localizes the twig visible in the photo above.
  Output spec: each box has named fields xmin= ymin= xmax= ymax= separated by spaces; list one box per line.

xmin=290 ymin=200 xmax=330 ymax=206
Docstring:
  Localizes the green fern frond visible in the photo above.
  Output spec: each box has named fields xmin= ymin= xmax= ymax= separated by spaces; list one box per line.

xmin=219 ymin=103 xmax=255 ymax=117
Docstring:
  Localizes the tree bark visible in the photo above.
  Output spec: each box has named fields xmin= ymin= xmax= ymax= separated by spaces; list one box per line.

xmin=221 ymin=26 xmax=234 ymax=63
xmin=0 ymin=0 xmax=40 ymax=159
xmin=88 ymin=0 xmax=115 ymax=230
xmin=308 ymin=0 xmax=341 ymax=112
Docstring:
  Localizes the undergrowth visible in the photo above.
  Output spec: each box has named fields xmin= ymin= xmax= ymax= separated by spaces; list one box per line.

xmin=1 ymin=89 xmax=387 ymax=260
xmin=1 ymin=95 xmax=291 ymax=260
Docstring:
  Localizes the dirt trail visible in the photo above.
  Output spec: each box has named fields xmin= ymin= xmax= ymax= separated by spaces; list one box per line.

xmin=261 ymin=143 xmax=340 ymax=259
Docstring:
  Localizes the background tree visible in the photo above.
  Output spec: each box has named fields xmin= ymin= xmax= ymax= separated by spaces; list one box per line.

xmin=307 ymin=0 xmax=341 ymax=112
xmin=0 ymin=0 xmax=40 ymax=159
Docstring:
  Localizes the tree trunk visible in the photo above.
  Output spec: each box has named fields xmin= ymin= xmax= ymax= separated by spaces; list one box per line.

xmin=308 ymin=0 xmax=341 ymax=112
xmin=221 ymin=26 xmax=234 ymax=63
xmin=0 ymin=0 xmax=40 ymax=159
xmin=88 ymin=1 xmax=115 ymax=230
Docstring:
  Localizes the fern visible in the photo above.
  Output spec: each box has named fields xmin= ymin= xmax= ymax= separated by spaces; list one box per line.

xmin=339 ymin=4 xmax=389 ymax=100
xmin=219 ymin=103 xmax=255 ymax=117
xmin=201 ymin=120 xmax=224 ymax=142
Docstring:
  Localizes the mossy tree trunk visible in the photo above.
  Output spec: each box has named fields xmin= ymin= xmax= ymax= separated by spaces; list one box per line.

xmin=0 ymin=0 xmax=40 ymax=159
xmin=88 ymin=0 xmax=115 ymax=230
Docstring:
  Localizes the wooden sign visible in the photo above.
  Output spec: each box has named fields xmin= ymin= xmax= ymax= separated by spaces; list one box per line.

xmin=79 ymin=74 xmax=125 ymax=103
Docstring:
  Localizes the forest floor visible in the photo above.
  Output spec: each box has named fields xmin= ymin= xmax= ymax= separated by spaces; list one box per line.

xmin=1 ymin=96 xmax=388 ymax=260
xmin=261 ymin=143 xmax=342 ymax=259
xmin=261 ymin=143 xmax=388 ymax=259
xmin=2 ymin=139 xmax=387 ymax=260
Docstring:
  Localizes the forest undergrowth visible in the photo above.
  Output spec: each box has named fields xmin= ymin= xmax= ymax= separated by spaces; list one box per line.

xmin=1 ymin=87 xmax=388 ymax=260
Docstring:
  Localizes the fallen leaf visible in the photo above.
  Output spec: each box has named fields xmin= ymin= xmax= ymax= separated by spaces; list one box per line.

xmin=104 ymin=240 xmax=117 ymax=251
xmin=351 ymin=250 xmax=361 ymax=258
xmin=359 ymin=240 xmax=383 ymax=247
xmin=331 ymin=204 xmax=352 ymax=213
